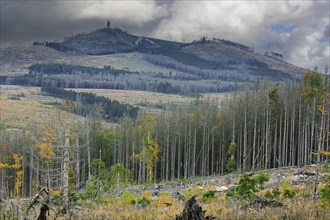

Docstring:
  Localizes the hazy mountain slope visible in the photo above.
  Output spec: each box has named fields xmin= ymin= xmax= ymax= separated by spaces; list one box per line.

xmin=182 ymin=40 xmax=306 ymax=77
xmin=0 ymin=46 xmax=76 ymax=75
xmin=44 ymin=27 xmax=307 ymax=79
xmin=0 ymin=46 xmax=188 ymax=76
xmin=62 ymin=28 xmax=140 ymax=54
xmin=0 ymin=27 xmax=310 ymax=94
xmin=60 ymin=28 xmax=184 ymax=55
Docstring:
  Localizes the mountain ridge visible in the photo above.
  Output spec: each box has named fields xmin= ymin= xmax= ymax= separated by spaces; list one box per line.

xmin=0 ymin=27 xmax=310 ymax=94
xmin=37 ymin=27 xmax=307 ymax=78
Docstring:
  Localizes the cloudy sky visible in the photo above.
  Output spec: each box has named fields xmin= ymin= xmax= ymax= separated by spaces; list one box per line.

xmin=1 ymin=0 xmax=329 ymax=70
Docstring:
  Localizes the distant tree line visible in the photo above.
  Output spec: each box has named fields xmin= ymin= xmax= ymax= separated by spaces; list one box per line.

xmin=148 ymin=48 xmax=224 ymax=70
xmin=145 ymin=54 xmax=292 ymax=81
xmin=0 ymin=73 xmax=243 ymax=94
xmin=29 ymin=64 xmax=133 ymax=77
xmin=0 ymin=64 xmax=248 ymax=94
xmin=265 ymin=51 xmax=284 ymax=61
xmin=33 ymin=41 xmax=75 ymax=53
xmin=41 ymin=87 xmax=139 ymax=122
xmin=187 ymin=37 xmax=253 ymax=53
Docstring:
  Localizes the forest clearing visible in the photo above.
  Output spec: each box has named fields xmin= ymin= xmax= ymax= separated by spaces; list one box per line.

xmin=1 ymin=71 xmax=330 ymax=219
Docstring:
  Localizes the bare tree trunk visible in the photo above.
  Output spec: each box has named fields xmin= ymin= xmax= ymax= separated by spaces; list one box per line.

xmin=184 ymin=123 xmax=188 ymax=179
xmin=304 ymin=115 xmax=309 ymax=165
xmin=313 ymin=90 xmax=326 ymax=201
xmin=290 ymin=102 xmax=296 ymax=166
xmin=166 ymin=118 xmax=170 ymax=181
xmin=252 ymin=105 xmax=257 ymax=171
xmin=211 ymin=129 xmax=215 ymax=175
xmin=29 ymin=144 xmax=34 ymax=196
xmin=273 ymin=118 xmax=278 ymax=168
xmin=87 ymin=130 xmax=91 ymax=178
xmin=201 ymin=123 xmax=206 ymax=176
xmin=138 ymin=144 xmax=143 ymax=183
xmin=265 ymin=100 xmax=269 ymax=170
xmin=192 ymin=127 xmax=197 ymax=178
xmin=63 ymin=123 xmax=70 ymax=214
xmin=76 ymin=130 xmax=80 ymax=188
xmin=125 ymin=130 xmax=129 ymax=170
xmin=222 ymin=122 xmax=226 ymax=174
xmin=171 ymin=135 xmax=176 ymax=180
xmin=282 ymin=107 xmax=288 ymax=167
xmin=187 ymin=119 xmax=192 ymax=178
xmin=243 ymin=105 xmax=248 ymax=171
xmin=178 ymin=129 xmax=182 ymax=179
xmin=311 ymin=98 xmax=316 ymax=164
xmin=297 ymin=98 xmax=302 ymax=166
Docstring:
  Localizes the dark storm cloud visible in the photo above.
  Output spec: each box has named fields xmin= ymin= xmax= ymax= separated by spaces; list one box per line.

xmin=0 ymin=0 xmax=169 ymax=46
xmin=1 ymin=1 xmax=60 ymax=45
xmin=324 ymin=25 xmax=330 ymax=38
xmin=1 ymin=0 xmax=329 ymax=69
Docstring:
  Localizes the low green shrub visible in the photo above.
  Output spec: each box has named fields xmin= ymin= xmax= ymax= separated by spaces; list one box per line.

xmin=319 ymin=176 xmax=330 ymax=208
xmin=226 ymin=173 xmax=269 ymax=202
xmin=203 ymin=190 xmax=216 ymax=199
xmin=265 ymin=187 xmax=281 ymax=199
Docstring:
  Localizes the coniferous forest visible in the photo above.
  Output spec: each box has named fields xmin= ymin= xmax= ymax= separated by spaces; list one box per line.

xmin=1 ymin=67 xmax=330 ymax=219
xmin=1 ymin=71 xmax=329 ymax=191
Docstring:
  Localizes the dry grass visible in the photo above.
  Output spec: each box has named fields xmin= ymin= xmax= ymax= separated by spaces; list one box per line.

xmin=3 ymin=168 xmax=330 ymax=220
xmin=70 ymin=88 xmax=197 ymax=106
xmin=59 ymin=189 xmax=329 ymax=220
xmin=69 ymin=89 xmax=229 ymax=108
xmin=0 ymin=85 xmax=228 ymax=130
xmin=0 ymin=85 xmax=90 ymax=129
xmin=5 ymin=195 xmax=328 ymax=220
xmin=64 ymin=168 xmax=330 ymax=219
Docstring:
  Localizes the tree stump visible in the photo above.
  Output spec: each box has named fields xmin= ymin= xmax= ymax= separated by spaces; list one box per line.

xmin=176 ymin=196 xmax=216 ymax=220
xmin=37 ymin=204 xmax=49 ymax=220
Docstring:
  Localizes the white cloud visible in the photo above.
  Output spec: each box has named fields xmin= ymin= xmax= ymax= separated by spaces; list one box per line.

xmin=59 ymin=1 xmax=168 ymax=27
xmin=151 ymin=0 xmax=330 ymax=69
xmin=1 ymin=0 xmax=329 ymax=70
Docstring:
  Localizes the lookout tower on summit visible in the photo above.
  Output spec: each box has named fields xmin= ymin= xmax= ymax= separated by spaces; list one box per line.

xmin=107 ymin=20 xmax=110 ymax=28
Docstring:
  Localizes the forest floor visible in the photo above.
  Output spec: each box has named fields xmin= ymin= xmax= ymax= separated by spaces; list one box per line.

xmin=2 ymin=165 xmax=330 ymax=219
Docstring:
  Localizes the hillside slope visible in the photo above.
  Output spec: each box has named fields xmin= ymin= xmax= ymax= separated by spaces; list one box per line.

xmin=0 ymin=28 xmax=309 ymax=94
xmin=182 ymin=40 xmax=306 ymax=77
xmin=0 ymin=46 xmax=186 ymax=76
xmin=53 ymin=28 xmax=307 ymax=78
